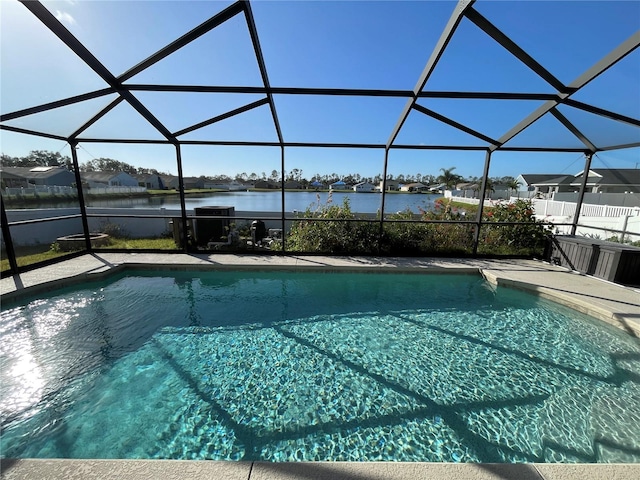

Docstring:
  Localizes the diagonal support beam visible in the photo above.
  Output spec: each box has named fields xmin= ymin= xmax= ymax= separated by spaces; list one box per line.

xmin=563 ymin=99 xmax=640 ymax=129
xmin=491 ymin=30 xmax=640 ymax=152
xmin=119 ymin=90 xmax=175 ymax=140
xmin=242 ymin=0 xmax=284 ymax=144
xmin=70 ymin=97 xmax=124 ymax=141
xmin=173 ymin=97 xmax=269 ymax=137
xmin=19 ymin=1 xmax=177 ymax=143
xmin=118 ymin=1 xmax=244 ymax=83
xmin=0 ymin=124 xmax=67 ymax=141
xmin=570 ymin=31 xmax=640 ymax=90
xmin=599 ymin=141 xmax=640 ymax=151
xmin=19 ymin=1 xmax=118 ymax=84
xmin=387 ymin=0 xmax=475 ymax=149
xmin=464 ymin=7 xmax=567 ymax=93
xmin=412 ymin=103 xmax=500 ymax=146
xmin=0 ymin=88 xmax=115 ymax=123
xmin=550 ymin=107 xmax=597 ymax=152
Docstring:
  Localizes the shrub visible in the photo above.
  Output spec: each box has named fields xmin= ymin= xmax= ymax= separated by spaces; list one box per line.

xmin=287 ymin=198 xmax=378 ymax=254
xmin=286 ymin=197 xmax=549 ymax=257
xmin=99 ymin=221 xmax=129 ymax=239
xmin=380 ymin=209 xmax=430 ymax=254
xmin=605 ymin=235 xmax=640 ymax=247
xmin=379 ymin=209 xmax=474 ymax=254
xmin=478 ymin=199 xmax=551 ymax=255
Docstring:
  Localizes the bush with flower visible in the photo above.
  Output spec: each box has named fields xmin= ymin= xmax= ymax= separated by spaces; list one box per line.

xmin=286 ymin=196 xmax=549 ymax=256
xmin=478 ymin=199 xmax=551 ymax=255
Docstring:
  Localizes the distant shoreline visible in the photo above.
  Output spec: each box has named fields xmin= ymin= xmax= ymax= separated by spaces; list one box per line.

xmin=2 ymin=187 xmax=436 ymax=209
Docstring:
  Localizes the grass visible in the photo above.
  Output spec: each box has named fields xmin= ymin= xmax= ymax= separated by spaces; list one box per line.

xmin=1 ymin=245 xmax=70 ymax=271
xmin=96 ymin=237 xmax=178 ymax=250
xmin=1 ymin=237 xmax=178 ymax=273
xmin=447 ymin=200 xmax=481 ymax=215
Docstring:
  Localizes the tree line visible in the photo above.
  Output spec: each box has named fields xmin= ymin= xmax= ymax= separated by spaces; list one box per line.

xmin=1 ymin=151 xmax=517 ymax=189
xmin=1 ymin=150 xmax=170 ymax=176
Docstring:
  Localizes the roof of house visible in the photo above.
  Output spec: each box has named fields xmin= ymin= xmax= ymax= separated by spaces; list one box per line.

xmin=131 ymin=173 xmax=161 ymax=180
xmin=520 ymin=169 xmax=640 ymax=188
xmin=576 ymin=168 xmax=640 ymax=186
xmin=82 ymin=171 xmax=128 ymax=182
xmin=535 ymin=175 xmax=573 ymax=186
xmin=518 ymin=174 xmax=569 ymax=185
xmin=1 ymin=166 xmax=72 ymax=179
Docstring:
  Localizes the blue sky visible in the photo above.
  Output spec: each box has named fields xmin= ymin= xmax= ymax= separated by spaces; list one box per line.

xmin=1 ymin=0 xmax=639 ymax=180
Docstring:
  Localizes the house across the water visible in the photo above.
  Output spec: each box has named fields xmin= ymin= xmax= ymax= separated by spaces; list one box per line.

xmin=517 ymin=169 xmax=640 ymax=197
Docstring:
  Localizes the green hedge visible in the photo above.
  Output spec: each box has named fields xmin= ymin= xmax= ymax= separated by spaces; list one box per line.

xmin=286 ymin=198 xmax=550 ymax=256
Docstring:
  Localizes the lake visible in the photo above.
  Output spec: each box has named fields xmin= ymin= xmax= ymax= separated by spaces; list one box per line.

xmin=24 ymin=191 xmax=440 ymax=214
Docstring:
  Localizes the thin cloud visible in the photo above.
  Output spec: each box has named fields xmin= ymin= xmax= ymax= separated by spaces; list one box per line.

xmin=55 ymin=10 xmax=76 ymax=26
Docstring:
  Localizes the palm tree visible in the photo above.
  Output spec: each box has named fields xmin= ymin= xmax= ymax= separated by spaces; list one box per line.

xmin=507 ymin=179 xmax=522 ymax=198
xmin=437 ymin=167 xmax=462 ymax=190
xmin=478 ymin=176 xmax=495 ymax=199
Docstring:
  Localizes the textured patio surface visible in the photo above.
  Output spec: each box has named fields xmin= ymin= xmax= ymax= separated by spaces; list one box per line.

xmin=1 ymin=254 xmax=639 ymax=479
xmin=2 ymin=459 xmax=640 ymax=480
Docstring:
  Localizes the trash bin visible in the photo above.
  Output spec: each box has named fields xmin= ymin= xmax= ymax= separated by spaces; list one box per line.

xmin=251 ymin=220 xmax=267 ymax=246
xmin=194 ymin=206 xmax=234 ymax=246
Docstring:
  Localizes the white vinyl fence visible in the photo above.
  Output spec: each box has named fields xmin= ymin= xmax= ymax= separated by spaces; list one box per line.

xmin=2 ymin=185 xmax=147 ymax=197
xmin=3 ymin=185 xmax=77 ymax=196
xmin=530 ymin=199 xmax=640 ymax=218
xmin=86 ymin=186 xmax=147 ymax=195
xmin=528 ymin=198 xmax=640 ymax=241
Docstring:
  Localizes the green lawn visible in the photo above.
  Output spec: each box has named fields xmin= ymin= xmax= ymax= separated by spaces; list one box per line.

xmin=96 ymin=237 xmax=178 ymax=250
xmin=1 ymin=238 xmax=178 ymax=273
xmin=1 ymin=245 xmax=70 ymax=272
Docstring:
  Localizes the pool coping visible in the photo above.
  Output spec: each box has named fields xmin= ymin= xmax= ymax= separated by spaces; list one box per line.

xmin=1 ymin=254 xmax=640 ymax=479
xmin=2 ymin=253 xmax=639 ymax=337
xmin=2 ymin=459 xmax=640 ymax=480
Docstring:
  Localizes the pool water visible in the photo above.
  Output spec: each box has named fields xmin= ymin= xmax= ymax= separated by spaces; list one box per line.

xmin=1 ymin=270 xmax=639 ymax=462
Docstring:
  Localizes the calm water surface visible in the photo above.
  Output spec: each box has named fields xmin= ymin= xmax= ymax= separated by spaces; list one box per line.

xmin=2 ymin=270 xmax=639 ymax=462
xmin=18 ymin=191 xmax=439 ymax=213
xmin=148 ymin=191 xmax=439 ymax=214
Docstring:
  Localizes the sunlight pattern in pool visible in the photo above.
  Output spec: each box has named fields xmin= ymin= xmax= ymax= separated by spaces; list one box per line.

xmin=1 ymin=270 xmax=639 ymax=462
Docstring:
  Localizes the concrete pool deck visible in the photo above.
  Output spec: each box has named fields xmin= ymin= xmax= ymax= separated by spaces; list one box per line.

xmin=1 ymin=253 xmax=639 ymax=479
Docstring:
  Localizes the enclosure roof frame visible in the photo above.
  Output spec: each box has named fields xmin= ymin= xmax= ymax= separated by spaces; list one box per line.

xmin=1 ymin=0 xmax=639 ymax=276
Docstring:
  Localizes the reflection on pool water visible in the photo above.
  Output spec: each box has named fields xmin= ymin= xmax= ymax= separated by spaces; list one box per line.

xmin=1 ymin=270 xmax=639 ymax=462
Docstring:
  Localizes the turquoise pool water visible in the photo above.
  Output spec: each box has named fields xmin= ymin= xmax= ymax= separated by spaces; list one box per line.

xmin=1 ymin=270 xmax=639 ymax=462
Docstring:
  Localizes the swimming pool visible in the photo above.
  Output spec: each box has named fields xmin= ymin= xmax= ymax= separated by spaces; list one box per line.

xmin=1 ymin=269 xmax=639 ymax=463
